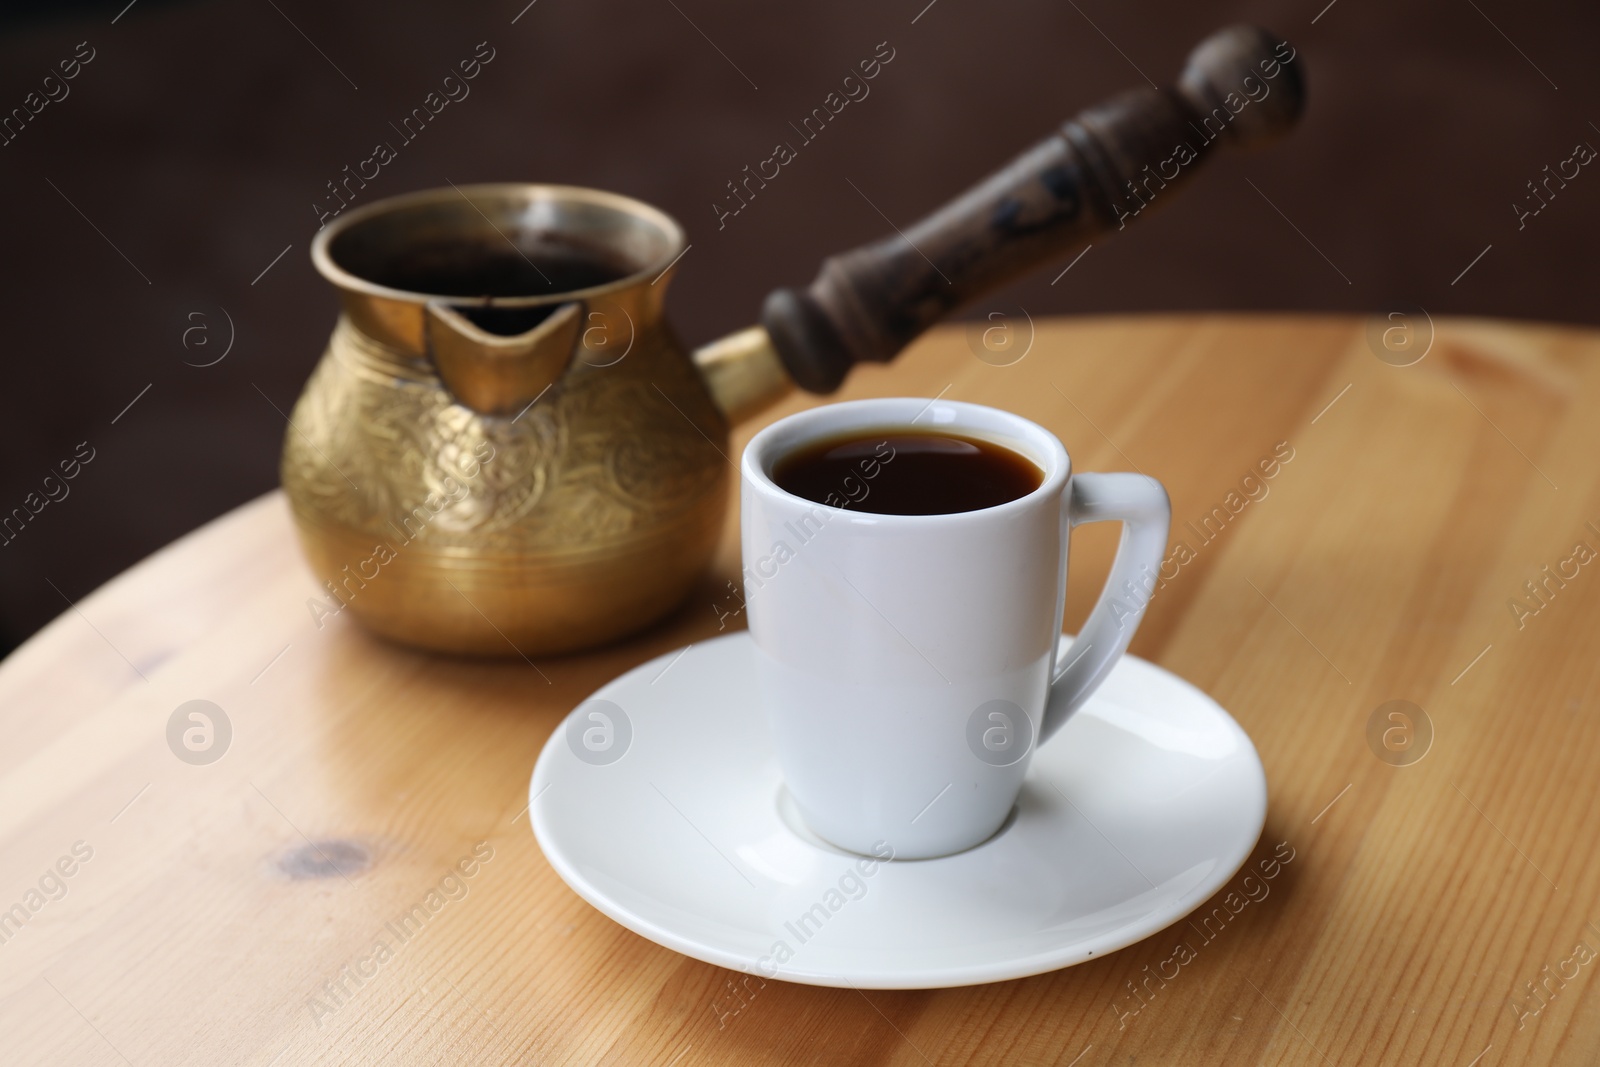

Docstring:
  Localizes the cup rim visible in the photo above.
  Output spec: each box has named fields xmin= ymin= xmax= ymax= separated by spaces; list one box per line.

xmin=741 ymin=398 xmax=1071 ymax=524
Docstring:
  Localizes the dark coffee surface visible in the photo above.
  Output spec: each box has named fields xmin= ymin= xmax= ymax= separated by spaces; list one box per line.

xmin=337 ymin=237 xmax=633 ymax=297
xmin=772 ymin=431 xmax=1042 ymax=516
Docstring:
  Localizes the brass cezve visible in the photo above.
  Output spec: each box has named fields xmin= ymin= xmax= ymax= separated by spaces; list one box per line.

xmin=286 ymin=184 xmax=789 ymax=655
xmin=282 ymin=27 xmax=1306 ymax=655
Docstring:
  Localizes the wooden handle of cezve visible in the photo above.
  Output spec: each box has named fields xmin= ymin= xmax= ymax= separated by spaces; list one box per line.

xmin=761 ymin=24 xmax=1306 ymax=393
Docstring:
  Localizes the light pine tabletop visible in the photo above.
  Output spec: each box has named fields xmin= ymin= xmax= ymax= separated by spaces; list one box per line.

xmin=2 ymin=314 xmax=1597 ymax=1065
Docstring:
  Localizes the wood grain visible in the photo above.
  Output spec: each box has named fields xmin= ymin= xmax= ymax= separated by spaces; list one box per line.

xmin=3 ymin=315 xmax=1599 ymax=1066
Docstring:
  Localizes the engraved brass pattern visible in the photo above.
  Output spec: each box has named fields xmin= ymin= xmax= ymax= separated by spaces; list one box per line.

xmin=281 ymin=184 xmax=731 ymax=656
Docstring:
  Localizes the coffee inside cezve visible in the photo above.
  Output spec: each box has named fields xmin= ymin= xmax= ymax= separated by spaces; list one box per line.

xmin=772 ymin=432 xmax=1042 ymax=516
xmin=364 ymin=240 xmax=631 ymax=296
xmin=337 ymin=235 xmax=635 ymax=336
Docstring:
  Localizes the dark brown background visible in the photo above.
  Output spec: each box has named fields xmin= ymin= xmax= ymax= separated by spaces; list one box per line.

xmin=0 ymin=0 xmax=1593 ymax=650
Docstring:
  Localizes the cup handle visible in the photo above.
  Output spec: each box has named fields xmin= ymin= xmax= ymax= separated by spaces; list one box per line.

xmin=1038 ymin=472 xmax=1172 ymax=744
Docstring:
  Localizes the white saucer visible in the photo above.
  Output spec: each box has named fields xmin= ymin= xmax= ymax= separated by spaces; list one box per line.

xmin=529 ymin=632 xmax=1266 ymax=989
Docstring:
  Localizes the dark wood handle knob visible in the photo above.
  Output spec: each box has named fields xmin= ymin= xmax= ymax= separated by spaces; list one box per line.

xmin=761 ymin=24 xmax=1306 ymax=393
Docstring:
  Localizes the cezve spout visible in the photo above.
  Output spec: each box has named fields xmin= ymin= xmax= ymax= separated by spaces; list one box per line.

xmin=426 ymin=301 xmax=583 ymax=417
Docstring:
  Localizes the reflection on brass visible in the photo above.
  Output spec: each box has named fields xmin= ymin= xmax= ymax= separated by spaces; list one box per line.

xmin=284 ymin=184 xmax=778 ymax=656
xmin=692 ymin=325 xmax=793 ymax=424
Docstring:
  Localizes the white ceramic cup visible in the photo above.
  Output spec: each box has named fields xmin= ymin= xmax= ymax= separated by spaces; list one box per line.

xmin=741 ymin=398 xmax=1171 ymax=859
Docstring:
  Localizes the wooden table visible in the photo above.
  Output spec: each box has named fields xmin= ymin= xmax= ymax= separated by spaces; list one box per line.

xmin=3 ymin=315 xmax=1597 ymax=1066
